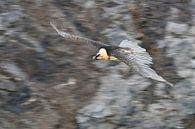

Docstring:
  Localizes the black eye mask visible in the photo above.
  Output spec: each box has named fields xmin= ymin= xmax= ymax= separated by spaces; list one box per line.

xmin=96 ymin=53 xmax=100 ymax=57
xmin=94 ymin=54 xmax=100 ymax=60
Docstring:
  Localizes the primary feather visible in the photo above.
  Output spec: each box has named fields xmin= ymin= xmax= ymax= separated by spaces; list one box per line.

xmin=50 ymin=22 xmax=108 ymax=49
xmin=113 ymin=40 xmax=173 ymax=86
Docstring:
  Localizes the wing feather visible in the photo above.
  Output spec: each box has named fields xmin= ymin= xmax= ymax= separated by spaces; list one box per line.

xmin=50 ymin=22 xmax=108 ymax=49
xmin=113 ymin=40 xmax=173 ymax=86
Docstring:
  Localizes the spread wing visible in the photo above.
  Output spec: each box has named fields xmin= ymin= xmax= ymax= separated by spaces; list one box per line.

xmin=50 ymin=22 xmax=109 ymax=49
xmin=112 ymin=40 xmax=173 ymax=86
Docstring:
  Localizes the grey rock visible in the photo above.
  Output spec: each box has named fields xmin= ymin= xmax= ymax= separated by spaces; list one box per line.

xmin=158 ymin=36 xmax=195 ymax=78
xmin=0 ymin=11 xmax=24 ymax=29
xmin=166 ymin=22 xmax=189 ymax=35
xmin=95 ymin=123 xmax=116 ymax=129
xmin=189 ymin=26 xmax=195 ymax=35
xmin=103 ymin=26 xmax=132 ymax=45
xmin=0 ymin=62 xmax=28 ymax=81
xmin=0 ymin=81 xmax=17 ymax=92
xmin=83 ymin=1 xmax=96 ymax=9
xmin=0 ymin=17 xmax=3 ymax=30
xmin=190 ymin=60 xmax=195 ymax=69
xmin=77 ymin=116 xmax=90 ymax=124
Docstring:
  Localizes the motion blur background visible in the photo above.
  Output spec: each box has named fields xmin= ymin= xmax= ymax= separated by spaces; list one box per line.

xmin=0 ymin=0 xmax=195 ymax=129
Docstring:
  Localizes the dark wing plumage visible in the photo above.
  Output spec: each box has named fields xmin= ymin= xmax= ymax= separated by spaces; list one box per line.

xmin=50 ymin=22 xmax=109 ymax=49
xmin=112 ymin=40 xmax=173 ymax=86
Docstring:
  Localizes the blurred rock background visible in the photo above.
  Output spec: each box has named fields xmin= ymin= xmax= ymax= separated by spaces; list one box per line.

xmin=0 ymin=0 xmax=195 ymax=129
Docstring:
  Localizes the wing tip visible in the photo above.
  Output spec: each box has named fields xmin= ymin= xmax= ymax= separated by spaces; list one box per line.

xmin=154 ymin=76 xmax=174 ymax=87
xmin=50 ymin=22 xmax=60 ymax=33
xmin=165 ymin=81 xmax=174 ymax=87
xmin=50 ymin=21 xmax=69 ymax=38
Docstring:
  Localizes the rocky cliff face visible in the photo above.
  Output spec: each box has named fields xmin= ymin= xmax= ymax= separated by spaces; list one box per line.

xmin=0 ymin=0 xmax=195 ymax=129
